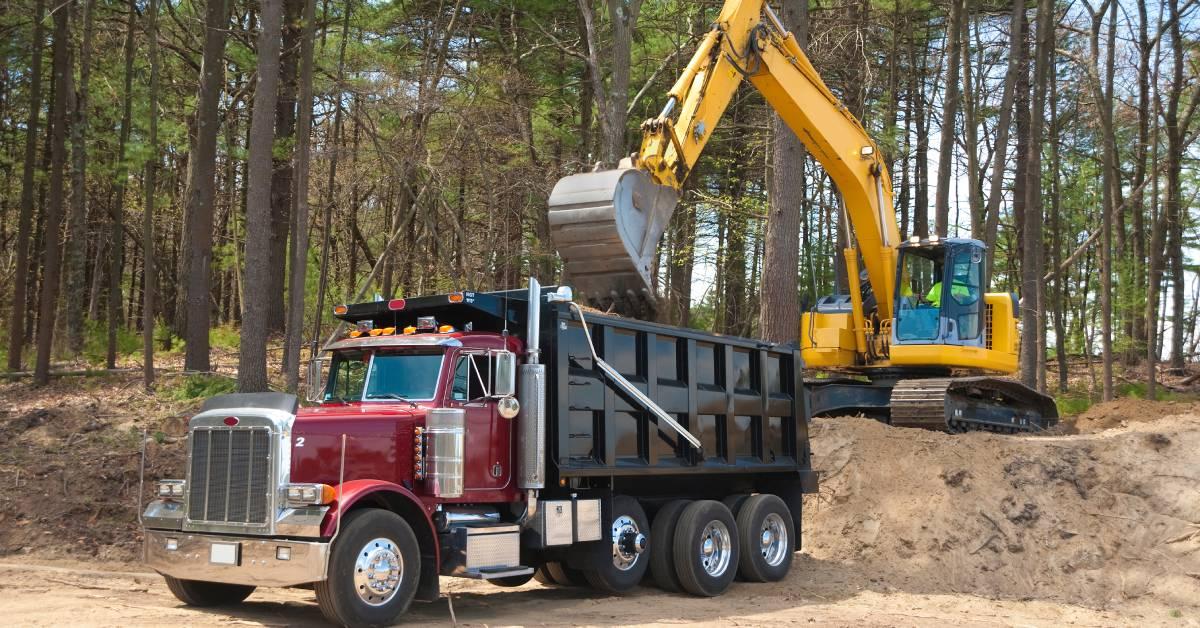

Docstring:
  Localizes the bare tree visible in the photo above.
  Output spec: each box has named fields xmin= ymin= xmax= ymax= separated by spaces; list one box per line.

xmin=1021 ymin=0 xmax=1053 ymax=390
xmin=933 ymin=0 xmax=963 ymax=237
xmin=181 ymin=0 xmax=232 ymax=373
xmin=284 ymin=0 xmax=316 ymax=393
xmin=33 ymin=0 xmax=71 ymax=386
xmin=760 ymin=0 xmax=808 ymax=343
xmin=577 ymin=0 xmax=646 ymax=167
xmin=239 ymin=0 xmax=285 ymax=392
xmin=107 ymin=0 xmax=136 ymax=369
xmin=142 ymin=0 xmax=161 ymax=390
xmin=7 ymin=0 xmax=45 ymax=371
xmin=62 ymin=0 xmax=95 ymax=352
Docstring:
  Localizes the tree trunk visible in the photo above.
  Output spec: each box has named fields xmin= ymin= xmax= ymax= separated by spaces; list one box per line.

xmin=1165 ymin=0 xmax=1186 ymax=371
xmin=1020 ymin=0 xmax=1052 ymax=390
xmin=33 ymin=0 xmax=71 ymax=386
xmin=142 ymin=0 xmax=160 ymax=390
xmin=7 ymin=0 xmax=45 ymax=371
xmin=284 ymin=0 xmax=316 ymax=393
xmin=181 ymin=0 xmax=231 ymax=372
xmin=267 ymin=0 xmax=303 ymax=333
xmin=577 ymin=0 xmax=645 ymax=167
xmin=239 ymin=0 xmax=285 ymax=392
xmin=108 ymin=0 xmax=136 ymax=369
xmin=933 ymin=0 xmax=962 ymax=237
xmin=62 ymin=0 xmax=95 ymax=353
xmin=759 ymin=0 xmax=807 ymax=343
xmin=982 ymin=0 xmax=1024 ymax=283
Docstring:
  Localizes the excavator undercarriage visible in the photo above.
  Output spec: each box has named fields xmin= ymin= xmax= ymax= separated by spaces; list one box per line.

xmin=808 ymin=374 xmax=1058 ymax=433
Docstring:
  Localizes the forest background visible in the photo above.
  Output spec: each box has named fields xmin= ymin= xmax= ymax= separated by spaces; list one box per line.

xmin=0 ymin=0 xmax=1198 ymax=408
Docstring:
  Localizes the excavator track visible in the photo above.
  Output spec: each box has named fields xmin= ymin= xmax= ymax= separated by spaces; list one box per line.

xmin=890 ymin=377 xmax=1058 ymax=433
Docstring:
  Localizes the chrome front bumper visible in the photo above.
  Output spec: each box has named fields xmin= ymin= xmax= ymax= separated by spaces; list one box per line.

xmin=144 ymin=530 xmax=330 ymax=587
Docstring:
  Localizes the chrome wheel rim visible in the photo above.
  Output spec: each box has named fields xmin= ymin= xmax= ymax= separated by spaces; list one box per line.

xmin=759 ymin=512 xmax=789 ymax=567
xmin=698 ymin=520 xmax=732 ymax=577
xmin=611 ymin=515 xmax=646 ymax=571
xmin=353 ymin=537 xmax=403 ymax=606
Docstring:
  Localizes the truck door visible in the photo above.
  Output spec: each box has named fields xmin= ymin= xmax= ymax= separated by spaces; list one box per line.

xmin=447 ymin=353 xmax=511 ymax=492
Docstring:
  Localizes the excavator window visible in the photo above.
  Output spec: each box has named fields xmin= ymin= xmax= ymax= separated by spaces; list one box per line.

xmin=896 ymin=250 xmax=942 ymax=341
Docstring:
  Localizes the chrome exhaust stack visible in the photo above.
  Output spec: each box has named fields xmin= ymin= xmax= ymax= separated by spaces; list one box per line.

xmin=517 ymin=278 xmax=548 ymax=524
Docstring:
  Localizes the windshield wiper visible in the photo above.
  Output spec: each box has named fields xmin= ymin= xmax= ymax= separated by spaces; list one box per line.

xmin=365 ymin=392 xmax=418 ymax=408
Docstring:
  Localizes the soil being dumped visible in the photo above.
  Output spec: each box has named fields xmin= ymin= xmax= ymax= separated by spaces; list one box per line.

xmin=803 ymin=408 xmax=1200 ymax=613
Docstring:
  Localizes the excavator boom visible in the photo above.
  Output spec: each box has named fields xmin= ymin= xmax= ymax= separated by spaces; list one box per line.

xmin=546 ymin=0 xmax=1056 ymax=432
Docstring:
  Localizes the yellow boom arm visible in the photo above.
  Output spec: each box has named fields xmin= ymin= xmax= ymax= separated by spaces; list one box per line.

xmin=637 ymin=0 xmax=901 ymax=321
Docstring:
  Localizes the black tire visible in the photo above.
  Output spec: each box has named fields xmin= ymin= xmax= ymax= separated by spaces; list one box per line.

xmin=544 ymin=561 xmax=589 ymax=587
xmin=648 ymin=499 xmax=689 ymax=592
xmin=163 ymin=576 xmax=254 ymax=607
xmin=735 ymin=494 xmax=795 ymax=582
xmin=488 ymin=572 xmax=535 ymax=588
xmin=582 ymin=495 xmax=650 ymax=594
xmin=315 ymin=509 xmax=421 ymax=627
xmin=672 ymin=500 xmax=740 ymax=597
xmin=532 ymin=564 xmax=557 ymax=585
xmin=722 ymin=494 xmax=749 ymax=518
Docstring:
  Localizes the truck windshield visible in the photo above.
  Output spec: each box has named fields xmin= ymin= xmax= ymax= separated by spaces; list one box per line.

xmin=325 ymin=352 xmax=443 ymax=402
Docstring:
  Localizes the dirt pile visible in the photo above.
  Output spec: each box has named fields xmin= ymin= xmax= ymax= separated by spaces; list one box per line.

xmin=1060 ymin=397 xmax=1200 ymax=434
xmin=0 ymin=376 xmax=189 ymax=562
xmin=803 ymin=411 xmax=1200 ymax=611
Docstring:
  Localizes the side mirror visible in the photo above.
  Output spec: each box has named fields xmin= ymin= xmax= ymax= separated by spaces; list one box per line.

xmin=305 ymin=354 xmax=329 ymax=403
xmin=492 ymin=351 xmax=516 ymax=398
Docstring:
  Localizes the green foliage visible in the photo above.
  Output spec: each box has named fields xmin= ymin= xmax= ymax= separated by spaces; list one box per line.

xmin=82 ymin=319 xmax=139 ymax=365
xmin=165 ymin=373 xmax=238 ymax=401
xmin=209 ymin=325 xmax=241 ymax=351
xmin=1055 ymin=393 xmax=1093 ymax=417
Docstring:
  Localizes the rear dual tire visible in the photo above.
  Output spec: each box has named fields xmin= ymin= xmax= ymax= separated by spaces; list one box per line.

xmin=672 ymin=500 xmax=740 ymax=597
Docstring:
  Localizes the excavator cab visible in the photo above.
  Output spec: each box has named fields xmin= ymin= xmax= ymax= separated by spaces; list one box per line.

xmin=889 ymin=237 xmax=1019 ymax=373
xmin=893 ymin=238 xmax=985 ymax=347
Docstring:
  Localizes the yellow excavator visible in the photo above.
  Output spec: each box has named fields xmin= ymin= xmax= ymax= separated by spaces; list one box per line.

xmin=546 ymin=0 xmax=1057 ymax=432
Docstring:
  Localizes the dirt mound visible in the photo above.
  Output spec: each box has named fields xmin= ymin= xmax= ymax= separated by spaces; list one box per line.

xmin=1060 ymin=397 xmax=1200 ymax=434
xmin=802 ymin=414 xmax=1200 ymax=611
xmin=0 ymin=376 xmax=190 ymax=562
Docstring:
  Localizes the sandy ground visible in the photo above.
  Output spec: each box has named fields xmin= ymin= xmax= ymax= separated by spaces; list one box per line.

xmin=2 ymin=370 xmax=1200 ymax=626
xmin=0 ymin=557 xmax=1155 ymax=627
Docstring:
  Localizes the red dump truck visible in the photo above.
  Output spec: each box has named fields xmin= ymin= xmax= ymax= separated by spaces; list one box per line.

xmin=142 ymin=279 xmax=817 ymax=626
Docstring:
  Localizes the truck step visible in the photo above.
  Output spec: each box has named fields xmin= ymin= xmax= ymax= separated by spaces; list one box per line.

xmin=459 ymin=566 xmax=535 ymax=580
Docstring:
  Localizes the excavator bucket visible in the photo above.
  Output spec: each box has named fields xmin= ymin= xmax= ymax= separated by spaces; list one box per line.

xmin=547 ymin=168 xmax=678 ymax=317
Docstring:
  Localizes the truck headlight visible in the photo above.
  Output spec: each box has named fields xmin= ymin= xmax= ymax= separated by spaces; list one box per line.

xmin=286 ymin=483 xmax=336 ymax=507
xmin=157 ymin=479 xmax=185 ymax=499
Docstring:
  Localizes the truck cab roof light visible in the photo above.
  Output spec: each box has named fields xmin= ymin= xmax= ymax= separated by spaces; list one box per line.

xmin=403 ymin=325 xmax=417 ymax=335
xmin=438 ymin=325 xmax=455 ymax=333
xmin=448 ymin=292 xmax=464 ymax=303
xmin=388 ymin=298 xmax=406 ymax=311
xmin=333 ymin=304 xmax=348 ymax=315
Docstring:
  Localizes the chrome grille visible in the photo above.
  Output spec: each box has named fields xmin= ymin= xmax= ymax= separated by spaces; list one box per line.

xmin=187 ymin=427 xmax=272 ymax=525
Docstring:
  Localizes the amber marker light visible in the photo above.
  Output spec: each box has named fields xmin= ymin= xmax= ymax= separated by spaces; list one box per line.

xmin=448 ymin=292 xmax=464 ymax=303
xmin=333 ymin=304 xmax=348 ymax=315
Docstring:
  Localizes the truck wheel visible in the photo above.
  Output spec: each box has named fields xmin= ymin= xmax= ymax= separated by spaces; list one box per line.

xmin=315 ymin=509 xmax=421 ymax=628
xmin=544 ymin=561 xmax=588 ymax=587
xmin=532 ymin=564 xmax=557 ymax=585
xmin=582 ymin=495 xmax=650 ymax=593
xmin=734 ymin=494 xmax=794 ymax=582
xmin=722 ymin=494 xmax=749 ymax=518
xmin=672 ymin=500 xmax=740 ymax=597
xmin=648 ymin=499 xmax=689 ymax=592
xmin=163 ymin=576 xmax=255 ymax=607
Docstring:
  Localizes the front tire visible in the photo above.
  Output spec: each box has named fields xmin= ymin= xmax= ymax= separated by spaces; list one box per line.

xmin=735 ymin=494 xmax=794 ymax=582
xmin=582 ymin=495 xmax=650 ymax=593
xmin=316 ymin=509 xmax=421 ymax=627
xmin=672 ymin=500 xmax=739 ymax=597
xmin=163 ymin=576 xmax=254 ymax=607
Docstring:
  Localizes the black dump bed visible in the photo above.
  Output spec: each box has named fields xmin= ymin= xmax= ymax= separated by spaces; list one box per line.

xmin=541 ymin=303 xmax=810 ymax=481
xmin=332 ymin=286 xmax=813 ymax=486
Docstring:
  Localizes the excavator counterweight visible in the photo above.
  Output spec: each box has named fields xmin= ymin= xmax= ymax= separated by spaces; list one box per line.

xmin=547 ymin=168 xmax=677 ymax=315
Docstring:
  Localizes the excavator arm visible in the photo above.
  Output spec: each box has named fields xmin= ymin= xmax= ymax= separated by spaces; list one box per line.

xmin=548 ymin=0 xmax=900 ymax=321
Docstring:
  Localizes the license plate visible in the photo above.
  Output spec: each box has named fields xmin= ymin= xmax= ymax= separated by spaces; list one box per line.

xmin=209 ymin=542 xmax=240 ymax=565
